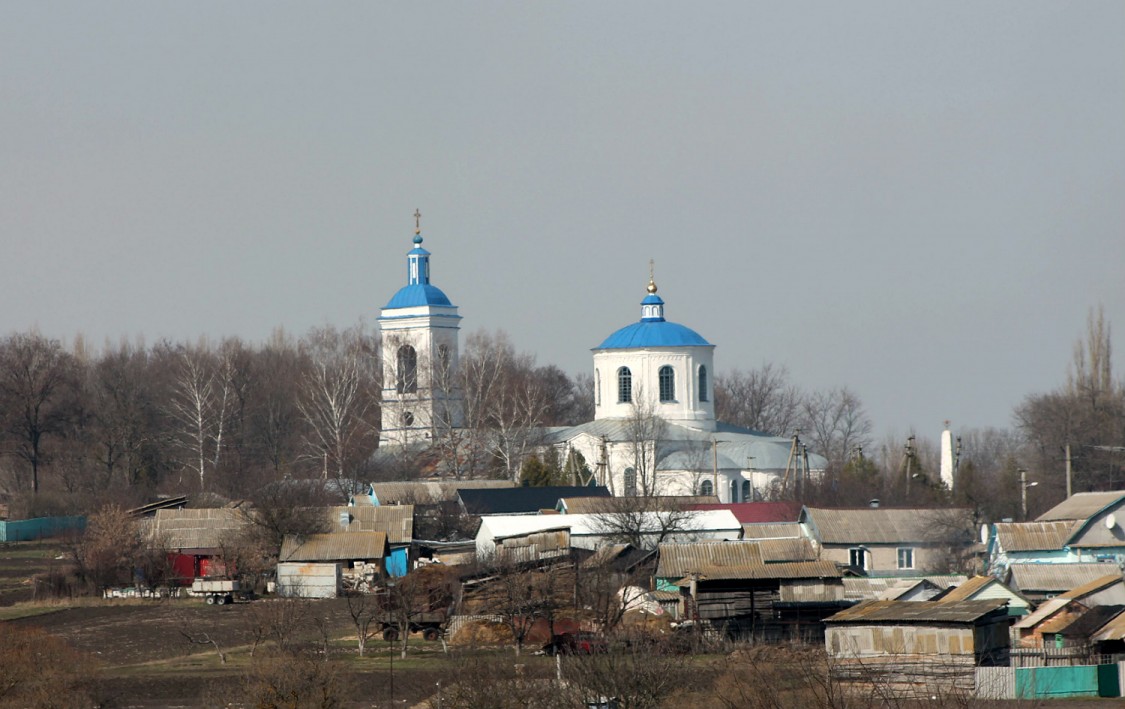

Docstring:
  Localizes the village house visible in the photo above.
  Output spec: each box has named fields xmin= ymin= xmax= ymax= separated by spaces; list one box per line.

xmin=987 ymin=491 xmax=1125 ymax=580
xmin=146 ymin=507 xmax=250 ymax=582
xmin=326 ymin=505 xmax=414 ymax=576
xmin=800 ymin=506 xmax=975 ymax=575
xmin=277 ymin=531 xmax=388 ymax=598
xmin=1004 ymin=562 xmax=1119 ymax=602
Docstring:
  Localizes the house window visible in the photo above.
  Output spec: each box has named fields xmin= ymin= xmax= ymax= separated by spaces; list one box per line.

xmin=658 ymin=365 xmax=675 ymax=402
xmin=595 ymin=369 xmax=601 ymax=406
xmin=699 ymin=365 xmax=708 ymax=402
xmin=897 ymin=548 xmax=915 ymax=570
xmin=849 ymin=548 xmax=867 ymax=570
xmin=699 ymin=479 xmax=714 ymax=496
xmin=624 ymin=467 xmax=637 ymax=496
xmin=396 ymin=345 xmax=418 ymax=394
xmin=617 ymin=367 xmax=632 ymax=403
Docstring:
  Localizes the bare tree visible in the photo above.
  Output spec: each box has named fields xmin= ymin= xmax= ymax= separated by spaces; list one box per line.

xmin=297 ymin=325 xmax=379 ymax=495
xmin=475 ymin=557 xmax=569 ymax=656
xmin=0 ymin=332 xmax=79 ymax=494
xmin=715 ymin=363 xmax=803 ymax=435
xmin=799 ymin=387 xmax=874 ymax=474
xmin=589 ymin=495 xmax=698 ymax=549
xmin=623 ymin=390 xmax=666 ymax=496
xmin=163 ymin=340 xmax=236 ymax=491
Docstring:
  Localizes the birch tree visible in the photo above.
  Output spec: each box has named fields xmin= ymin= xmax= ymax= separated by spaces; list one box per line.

xmin=297 ymin=325 xmax=378 ymax=497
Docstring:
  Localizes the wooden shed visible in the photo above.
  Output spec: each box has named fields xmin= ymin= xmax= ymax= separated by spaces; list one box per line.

xmin=824 ymin=599 xmax=1011 ymax=696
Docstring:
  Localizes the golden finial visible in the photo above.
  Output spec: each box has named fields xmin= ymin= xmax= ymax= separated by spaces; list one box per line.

xmin=647 ymin=258 xmax=658 ymax=294
xmin=414 ymin=208 xmax=422 ymax=235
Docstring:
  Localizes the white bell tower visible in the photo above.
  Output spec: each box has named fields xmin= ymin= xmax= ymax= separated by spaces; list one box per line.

xmin=378 ymin=211 xmax=463 ymax=446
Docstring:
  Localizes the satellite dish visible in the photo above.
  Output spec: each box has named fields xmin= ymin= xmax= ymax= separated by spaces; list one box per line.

xmin=980 ymin=524 xmax=989 ymax=544
xmin=1106 ymin=513 xmax=1117 ymax=530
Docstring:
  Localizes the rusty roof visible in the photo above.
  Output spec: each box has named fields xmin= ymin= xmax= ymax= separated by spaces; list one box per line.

xmin=279 ymin=531 xmax=387 ymax=562
xmin=658 ymin=541 xmax=840 ymax=581
xmin=150 ymin=508 xmax=250 ymax=550
xmin=802 ymin=507 xmax=973 ymax=545
xmin=327 ymin=505 xmax=413 ymax=544
xmin=994 ymin=521 xmax=1078 ymax=551
xmin=825 ymin=598 xmax=1007 ymax=624
xmin=1036 ymin=491 xmax=1125 ymax=522
xmin=1007 ymin=563 xmax=1118 ymax=593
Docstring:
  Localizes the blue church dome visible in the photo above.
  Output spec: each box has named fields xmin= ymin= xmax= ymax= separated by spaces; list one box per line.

xmin=384 ymin=283 xmax=453 ymax=309
xmin=596 ymin=273 xmax=712 ymax=349
xmin=597 ymin=320 xmax=712 ymax=349
xmin=382 ymin=217 xmax=455 ymax=309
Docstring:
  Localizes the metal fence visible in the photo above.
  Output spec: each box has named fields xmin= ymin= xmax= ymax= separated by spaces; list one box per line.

xmin=1010 ymin=646 xmax=1125 ymax=667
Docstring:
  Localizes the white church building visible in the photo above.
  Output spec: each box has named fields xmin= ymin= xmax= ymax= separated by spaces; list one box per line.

xmin=374 ymin=216 xmax=824 ymax=501
xmin=544 ymin=272 xmax=826 ymax=503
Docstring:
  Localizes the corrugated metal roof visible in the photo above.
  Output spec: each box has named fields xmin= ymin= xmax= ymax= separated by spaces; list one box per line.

xmin=369 ymin=480 xmax=514 ymax=505
xmin=1062 ymin=573 xmax=1123 ymax=600
xmin=558 ymin=495 xmax=715 ymax=515
xmin=689 ymin=502 xmax=802 ymax=524
xmin=151 ymin=508 xmax=249 ymax=550
xmin=462 ymin=486 xmax=610 ymax=515
xmin=1055 ymin=605 xmax=1125 ymax=638
xmin=742 ymin=523 xmax=803 ymax=540
xmin=1092 ymin=607 xmax=1125 ymax=641
xmin=479 ymin=509 xmax=742 ymax=543
xmin=994 ymin=521 xmax=1078 ymax=551
xmin=657 ymin=541 xmax=840 ymax=580
xmin=1014 ymin=597 xmax=1077 ymax=630
xmin=803 ymin=507 xmax=974 ymax=545
xmin=1036 ymin=491 xmax=1125 ymax=522
xmin=280 ymin=532 xmax=387 ymax=562
xmin=758 ymin=538 xmax=817 ymax=563
xmin=842 ymin=576 xmax=966 ymax=602
xmin=825 ymin=599 xmax=1007 ymax=624
xmin=1007 ymin=563 xmax=1118 ymax=593
xmin=938 ymin=576 xmax=998 ymax=603
xmin=327 ymin=505 xmax=413 ymax=544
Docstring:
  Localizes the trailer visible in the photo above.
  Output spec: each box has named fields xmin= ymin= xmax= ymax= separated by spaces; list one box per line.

xmin=191 ymin=578 xmax=240 ymax=605
xmin=377 ymin=611 xmax=446 ymax=641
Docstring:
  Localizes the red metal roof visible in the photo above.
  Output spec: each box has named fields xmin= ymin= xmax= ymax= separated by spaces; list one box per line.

xmin=687 ymin=501 xmax=802 ymax=524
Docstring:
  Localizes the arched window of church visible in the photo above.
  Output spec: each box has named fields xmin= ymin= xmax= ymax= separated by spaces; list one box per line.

xmin=698 ymin=365 xmax=708 ymax=402
xmin=624 ymin=467 xmax=637 ymax=496
xmin=699 ymin=479 xmax=713 ymax=496
xmin=595 ymin=369 xmax=601 ymax=406
xmin=437 ymin=344 xmax=451 ymax=374
xmin=396 ymin=345 xmax=418 ymax=394
xmin=617 ymin=367 xmax=632 ymax=403
xmin=741 ymin=480 xmax=752 ymax=502
xmin=658 ymin=365 xmax=675 ymax=402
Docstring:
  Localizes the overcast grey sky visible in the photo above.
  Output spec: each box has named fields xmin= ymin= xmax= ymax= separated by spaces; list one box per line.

xmin=1 ymin=2 xmax=1122 ymax=441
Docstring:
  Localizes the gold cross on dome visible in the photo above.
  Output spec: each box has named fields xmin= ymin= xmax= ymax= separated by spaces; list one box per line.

xmin=414 ymin=208 xmax=422 ymax=234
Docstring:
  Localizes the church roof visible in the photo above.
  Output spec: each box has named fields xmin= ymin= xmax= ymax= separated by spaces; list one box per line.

xmin=596 ymin=320 xmax=711 ymax=349
xmin=545 ymin=418 xmax=827 ymax=471
xmin=595 ymin=275 xmax=712 ymax=350
xmin=384 ymin=283 xmax=453 ymax=309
